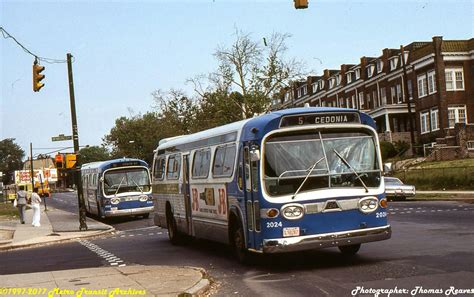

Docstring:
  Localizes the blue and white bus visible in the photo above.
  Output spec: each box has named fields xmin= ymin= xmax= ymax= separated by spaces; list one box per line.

xmin=81 ymin=158 xmax=154 ymax=218
xmin=151 ymin=107 xmax=390 ymax=261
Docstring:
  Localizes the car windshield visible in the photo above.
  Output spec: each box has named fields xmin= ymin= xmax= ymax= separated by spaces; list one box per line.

xmin=103 ymin=167 xmax=151 ymax=195
xmin=264 ymin=129 xmax=381 ymax=197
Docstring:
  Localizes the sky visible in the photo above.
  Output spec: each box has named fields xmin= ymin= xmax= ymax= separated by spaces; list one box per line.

xmin=1 ymin=0 xmax=472 ymax=158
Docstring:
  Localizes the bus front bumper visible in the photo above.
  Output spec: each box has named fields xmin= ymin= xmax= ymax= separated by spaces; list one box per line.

xmin=262 ymin=225 xmax=391 ymax=253
xmin=104 ymin=206 xmax=154 ymax=217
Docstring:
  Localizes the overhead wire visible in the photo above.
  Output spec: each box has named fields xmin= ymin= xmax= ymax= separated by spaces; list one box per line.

xmin=0 ymin=26 xmax=72 ymax=64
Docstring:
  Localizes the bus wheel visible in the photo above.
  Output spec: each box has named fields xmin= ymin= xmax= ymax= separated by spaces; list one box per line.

xmin=338 ymin=244 xmax=361 ymax=256
xmin=232 ymin=223 xmax=250 ymax=264
xmin=166 ymin=210 xmax=180 ymax=245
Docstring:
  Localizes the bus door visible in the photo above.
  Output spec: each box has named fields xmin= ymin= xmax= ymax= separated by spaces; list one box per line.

xmin=182 ymin=154 xmax=192 ymax=235
xmin=243 ymin=145 xmax=258 ymax=249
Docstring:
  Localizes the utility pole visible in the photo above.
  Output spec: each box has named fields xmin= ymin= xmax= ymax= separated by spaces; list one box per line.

xmin=400 ymin=45 xmax=416 ymax=155
xmin=67 ymin=53 xmax=87 ymax=231
xmin=29 ymin=143 xmax=34 ymax=192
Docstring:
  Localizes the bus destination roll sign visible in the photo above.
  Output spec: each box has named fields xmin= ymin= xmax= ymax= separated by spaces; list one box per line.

xmin=280 ymin=112 xmax=361 ymax=127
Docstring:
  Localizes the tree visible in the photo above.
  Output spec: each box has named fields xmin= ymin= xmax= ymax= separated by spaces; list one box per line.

xmin=208 ymin=30 xmax=306 ymax=117
xmin=103 ymin=112 xmax=171 ymax=165
xmin=0 ymin=138 xmax=25 ymax=184
xmin=79 ymin=146 xmax=111 ymax=164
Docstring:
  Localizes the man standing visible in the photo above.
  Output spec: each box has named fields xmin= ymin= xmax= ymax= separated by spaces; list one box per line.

xmin=16 ymin=185 xmax=28 ymax=224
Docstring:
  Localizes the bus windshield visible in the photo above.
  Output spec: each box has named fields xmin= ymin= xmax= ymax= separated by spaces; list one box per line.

xmin=103 ymin=167 xmax=151 ymax=196
xmin=263 ymin=129 xmax=381 ymax=197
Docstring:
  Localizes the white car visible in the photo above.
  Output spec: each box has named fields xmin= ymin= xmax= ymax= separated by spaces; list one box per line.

xmin=384 ymin=177 xmax=416 ymax=201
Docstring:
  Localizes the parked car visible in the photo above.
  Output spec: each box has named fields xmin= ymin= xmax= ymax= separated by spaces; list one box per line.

xmin=384 ymin=177 xmax=416 ymax=201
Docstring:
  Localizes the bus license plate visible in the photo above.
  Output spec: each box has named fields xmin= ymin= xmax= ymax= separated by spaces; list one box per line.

xmin=283 ymin=227 xmax=300 ymax=237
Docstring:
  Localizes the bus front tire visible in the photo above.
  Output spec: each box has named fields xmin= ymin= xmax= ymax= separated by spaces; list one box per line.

xmin=231 ymin=223 xmax=250 ymax=264
xmin=166 ymin=211 xmax=181 ymax=245
xmin=338 ymin=244 xmax=361 ymax=256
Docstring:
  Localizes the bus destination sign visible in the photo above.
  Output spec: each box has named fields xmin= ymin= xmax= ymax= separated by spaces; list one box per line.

xmin=280 ymin=112 xmax=361 ymax=127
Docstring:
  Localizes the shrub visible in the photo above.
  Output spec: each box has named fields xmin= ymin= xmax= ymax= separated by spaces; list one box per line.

xmin=380 ymin=141 xmax=397 ymax=161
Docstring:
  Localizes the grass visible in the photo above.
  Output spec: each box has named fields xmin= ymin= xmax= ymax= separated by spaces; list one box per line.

xmin=411 ymin=158 xmax=474 ymax=169
xmin=0 ymin=202 xmax=18 ymax=219
xmin=393 ymin=158 xmax=474 ymax=190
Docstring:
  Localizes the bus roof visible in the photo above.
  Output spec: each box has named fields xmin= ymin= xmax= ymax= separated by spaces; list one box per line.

xmin=156 ymin=107 xmax=375 ymax=152
xmin=81 ymin=158 xmax=148 ymax=172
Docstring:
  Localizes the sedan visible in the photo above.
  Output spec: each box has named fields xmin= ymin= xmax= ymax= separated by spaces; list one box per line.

xmin=384 ymin=177 xmax=416 ymax=201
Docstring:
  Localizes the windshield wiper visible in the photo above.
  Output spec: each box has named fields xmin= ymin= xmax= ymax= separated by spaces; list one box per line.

xmin=114 ymin=176 xmax=126 ymax=196
xmin=292 ymin=157 xmax=325 ymax=200
xmin=131 ymin=179 xmax=143 ymax=193
xmin=332 ymin=149 xmax=369 ymax=193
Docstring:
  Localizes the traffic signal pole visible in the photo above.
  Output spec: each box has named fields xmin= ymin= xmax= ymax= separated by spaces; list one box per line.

xmin=67 ymin=53 xmax=87 ymax=231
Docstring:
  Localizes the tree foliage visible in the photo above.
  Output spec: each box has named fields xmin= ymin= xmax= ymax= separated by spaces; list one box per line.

xmin=79 ymin=146 xmax=111 ymax=164
xmin=104 ymin=30 xmax=306 ymax=160
xmin=0 ymin=138 xmax=25 ymax=184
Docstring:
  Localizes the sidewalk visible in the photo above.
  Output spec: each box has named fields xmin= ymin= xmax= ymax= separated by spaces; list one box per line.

xmin=0 ymin=265 xmax=210 ymax=297
xmin=0 ymin=207 xmax=211 ymax=296
xmin=0 ymin=206 xmax=114 ymax=251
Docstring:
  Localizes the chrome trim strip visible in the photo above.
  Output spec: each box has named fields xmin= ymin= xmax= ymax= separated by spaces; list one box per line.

xmin=104 ymin=206 xmax=154 ymax=217
xmin=192 ymin=216 xmax=228 ymax=226
xmin=262 ymin=225 xmax=391 ymax=253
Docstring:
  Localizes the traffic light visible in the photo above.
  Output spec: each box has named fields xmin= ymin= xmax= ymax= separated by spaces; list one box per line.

xmin=33 ymin=61 xmax=45 ymax=92
xmin=294 ymin=0 xmax=308 ymax=9
xmin=55 ymin=154 xmax=64 ymax=169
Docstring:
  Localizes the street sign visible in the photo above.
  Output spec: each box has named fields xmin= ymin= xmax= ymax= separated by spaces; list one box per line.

xmin=52 ymin=134 xmax=73 ymax=142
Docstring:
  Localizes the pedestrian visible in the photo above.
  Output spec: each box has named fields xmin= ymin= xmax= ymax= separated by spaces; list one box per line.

xmin=15 ymin=185 xmax=28 ymax=224
xmin=31 ymin=187 xmax=42 ymax=227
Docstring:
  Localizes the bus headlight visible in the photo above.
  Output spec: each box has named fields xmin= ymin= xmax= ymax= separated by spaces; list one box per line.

xmin=110 ymin=197 xmax=121 ymax=205
xmin=358 ymin=197 xmax=378 ymax=214
xmin=139 ymin=195 xmax=149 ymax=202
xmin=281 ymin=204 xmax=304 ymax=220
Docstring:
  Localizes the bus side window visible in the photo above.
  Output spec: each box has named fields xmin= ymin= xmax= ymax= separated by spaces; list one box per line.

xmin=153 ymin=156 xmax=166 ymax=180
xmin=244 ymin=147 xmax=251 ymax=192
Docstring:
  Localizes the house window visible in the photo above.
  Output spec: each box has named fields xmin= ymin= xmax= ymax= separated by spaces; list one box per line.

xmin=346 ymin=72 xmax=352 ymax=84
xmin=380 ymin=87 xmax=387 ymax=105
xmin=467 ymin=141 xmax=474 ymax=150
xmin=318 ymin=80 xmax=325 ymax=90
xmin=358 ymin=92 xmax=364 ymax=109
xmin=417 ymin=74 xmax=428 ymax=98
xmin=285 ymin=91 xmax=291 ymax=102
xmin=390 ymin=57 xmax=399 ymax=70
xmin=427 ymin=70 xmax=436 ymax=95
xmin=336 ymin=75 xmax=341 ymax=86
xmin=312 ymin=83 xmax=317 ymax=93
xmin=391 ymin=86 xmax=396 ymax=103
xmin=355 ymin=69 xmax=361 ymax=80
xmin=396 ymin=84 xmax=403 ymax=103
xmin=302 ymin=85 xmax=307 ymax=96
xmin=430 ymin=108 xmax=439 ymax=131
xmin=420 ymin=111 xmax=429 ymax=134
xmin=367 ymin=65 xmax=375 ymax=78
xmin=445 ymin=68 xmax=464 ymax=91
xmin=448 ymin=105 xmax=467 ymax=128
xmin=377 ymin=60 xmax=383 ymax=73
xmin=351 ymin=95 xmax=356 ymax=108
xmin=373 ymin=90 xmax=378 ymax=108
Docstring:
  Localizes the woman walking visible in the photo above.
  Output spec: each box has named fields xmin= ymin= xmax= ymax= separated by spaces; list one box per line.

xmin=31 ymin=188 xmax=42 ymax=227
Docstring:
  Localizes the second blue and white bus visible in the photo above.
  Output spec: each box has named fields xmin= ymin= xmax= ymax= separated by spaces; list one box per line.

xmin=151 ymin=107 xmax=391 ymax=262
xmin=81 ymin=158 xmax=154 ymax=218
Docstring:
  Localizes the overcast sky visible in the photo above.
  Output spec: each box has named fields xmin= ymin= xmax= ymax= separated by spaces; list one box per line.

xmin=1 ymin=0 xmax=472 ymax=157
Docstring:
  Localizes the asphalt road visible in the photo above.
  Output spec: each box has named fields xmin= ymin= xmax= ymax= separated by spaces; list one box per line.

xmin=1 ymin=193 xmax=474 ymax=296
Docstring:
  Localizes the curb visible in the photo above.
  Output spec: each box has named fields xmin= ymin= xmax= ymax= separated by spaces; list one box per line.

xmin=182 ymin=267 xmax=212 ymax=297
xmin=0 ymin=227 xmax=115 ymax=252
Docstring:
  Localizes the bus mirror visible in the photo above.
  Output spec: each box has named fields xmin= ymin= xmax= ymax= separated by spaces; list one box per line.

xmin=250 ymin=150 xmax=260 ymax=162
xmin=383 ymin=163 xmax=392 ymax=174
xmin=99 ymin=177 xmax=104 ymax=182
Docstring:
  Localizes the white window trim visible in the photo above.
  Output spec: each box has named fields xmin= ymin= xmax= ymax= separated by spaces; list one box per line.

xmin=417 ymin=74 xmax=428 ymax=98
xmin=312 ymin=83 xmax=317 ymax=93
xmin=390 ymin=57 xmax=399 ymax=71
xmin=445 ymin=68 xmax=465 ymax=91
xmin=377 ymin=60 xmax=383 ymax=73
xmin=427 ymin=70 xmax=437 ymax=95
xmin=448 ymin=105 xmax=468 ymax=128
xmin=430 ymin=108 xmax=439 ymax=131
xmin=318 ymin=80 xmax=325 ymax=89
xmin=420 ymin=111 xmax=429 ymax=134
xmin=346 ymin=72 xmax=353 ymax=83
xmin=355 ymin=68 xmax=361 ymax=80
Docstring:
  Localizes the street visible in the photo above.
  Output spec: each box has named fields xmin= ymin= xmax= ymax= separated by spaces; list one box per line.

xmin=1 ymin=193 xmax=473 ymax=296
